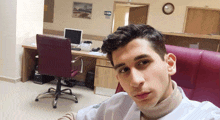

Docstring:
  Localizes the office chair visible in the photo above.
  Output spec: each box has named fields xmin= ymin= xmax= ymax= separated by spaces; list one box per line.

xmin=35 ymin=34 xmax=83 ymax=108
xmin=115 ymin=45 xmax=220 ymax=108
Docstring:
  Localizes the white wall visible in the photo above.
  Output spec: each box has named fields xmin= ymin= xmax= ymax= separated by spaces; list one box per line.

xmin=0 ymin=0 xmax=17 ymax=80
xmin=16 ymin=0 xmax=44 ymax=80
xmin=0 ymin=0 xmax=44 ymax=81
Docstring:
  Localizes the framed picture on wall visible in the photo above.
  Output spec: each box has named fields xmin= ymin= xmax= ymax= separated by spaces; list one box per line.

xmin=72 ymin=2 xmax=92 ymax=19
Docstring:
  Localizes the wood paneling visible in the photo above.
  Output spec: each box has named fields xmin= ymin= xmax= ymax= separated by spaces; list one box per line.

xmin=184 ymin=7 xmax=220 ymax=35
xmin=164 ymin=34 xmax=220 ymax=52
xmin=129 ymin=6 xmax=148 ymax=24
xmin=217 ymin=42 xmax=220 ymax=52
xmin=200 ymin=10 xmax=220 ymax=34
xmin=22 ymin=48 xmax=38 ymax=82
xmin=185 ymin=8 xmax=203 ymax=34
xmin=96 ymin=59 xmax=112 ymax=67
xmin=163 ymin=32 xmax=220 ymax=40
xmin=94 ymin=66 xmax=118 ymax=89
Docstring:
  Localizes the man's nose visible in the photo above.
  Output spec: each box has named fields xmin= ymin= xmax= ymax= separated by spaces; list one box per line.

xmin=129 ymin=69 xmax=145 ymax=87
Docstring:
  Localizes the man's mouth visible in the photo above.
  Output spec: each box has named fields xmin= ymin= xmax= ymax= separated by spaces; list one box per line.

xmin=134 ymin=92 xmax=150 ymax=100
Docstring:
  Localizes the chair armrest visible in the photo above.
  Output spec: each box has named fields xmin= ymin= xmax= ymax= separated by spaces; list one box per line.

xmin=71 ymin=56 xmax=83 ymax=73
xmin=71 ymin=56 xmax=82 ymax=63
xmin=71 ymin=60 xmax=77 ymax=63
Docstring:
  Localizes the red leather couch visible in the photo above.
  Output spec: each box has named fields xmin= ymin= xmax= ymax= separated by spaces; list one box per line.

xmin=115 ymin=45 xmax=220 ymax=107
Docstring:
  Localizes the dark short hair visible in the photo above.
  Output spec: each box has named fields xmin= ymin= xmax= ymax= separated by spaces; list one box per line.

xmin=101 ymin=24 xmax=167 ymax=66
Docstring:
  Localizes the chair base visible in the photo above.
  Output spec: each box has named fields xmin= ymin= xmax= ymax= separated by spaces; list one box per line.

xmin=35 ymin=78 xmax=78 ymax=108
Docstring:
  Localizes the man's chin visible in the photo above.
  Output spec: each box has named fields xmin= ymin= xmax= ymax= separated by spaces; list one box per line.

xmin=134 ymin=99 xmax=157 ymax=110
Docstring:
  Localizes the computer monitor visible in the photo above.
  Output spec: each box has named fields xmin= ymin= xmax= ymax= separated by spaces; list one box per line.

xmin=64 ymin=28 xmax=83 ymax=47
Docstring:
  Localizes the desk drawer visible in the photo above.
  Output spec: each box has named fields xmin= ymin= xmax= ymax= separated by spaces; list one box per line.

xmin=96 ymin=59 xmax=112 ymax=67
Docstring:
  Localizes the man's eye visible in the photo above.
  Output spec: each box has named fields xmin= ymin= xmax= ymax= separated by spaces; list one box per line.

xmin=138 ymin=60 xmax=150 ymax=66
xmin=137 ymin=60 xmax=150 ymax=69
xmin=119 ymin=67 xmax=130 ymax=73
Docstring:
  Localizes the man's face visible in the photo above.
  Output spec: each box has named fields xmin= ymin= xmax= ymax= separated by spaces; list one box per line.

xmin=112 ymin=38 xmax=176 ymax=110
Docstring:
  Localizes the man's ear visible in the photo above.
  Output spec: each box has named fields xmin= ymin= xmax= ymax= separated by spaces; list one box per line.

xmin=165 ymin=53 xmax=176 ymax=76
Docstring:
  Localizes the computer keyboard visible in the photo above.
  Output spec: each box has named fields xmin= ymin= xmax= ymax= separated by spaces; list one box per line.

xmin=71 ymin=48 xmax=81 ymax=51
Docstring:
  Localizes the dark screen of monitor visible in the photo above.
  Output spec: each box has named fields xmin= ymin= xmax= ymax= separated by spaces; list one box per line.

xmin=65 ymin=29 xmax=82 ymax=44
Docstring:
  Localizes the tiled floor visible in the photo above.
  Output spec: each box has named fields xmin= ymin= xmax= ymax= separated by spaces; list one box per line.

xmin=0 ymin=80 xmax=110 ymax=120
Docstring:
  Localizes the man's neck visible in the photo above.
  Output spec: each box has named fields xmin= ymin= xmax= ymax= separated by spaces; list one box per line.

xmin=158 ymin=79 xmax=174 ymax=104
xmin=140 ymin=80 xmax=182 ymax=119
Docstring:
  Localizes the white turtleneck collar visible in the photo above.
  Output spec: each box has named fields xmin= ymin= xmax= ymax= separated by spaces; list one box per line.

xmin=140 ymin=80 xmax=182 ymax=120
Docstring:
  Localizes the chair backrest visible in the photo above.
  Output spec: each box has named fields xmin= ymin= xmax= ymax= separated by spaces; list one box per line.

xmin=36 ymin=34 xmax=72 ymax=78
xmin=191 ymin=50 xmax=220 ymax=106
xmin=115 ymin=44 xmax=220 ymax=107
xmin=166 ymin=45 xmax=204 ymax=99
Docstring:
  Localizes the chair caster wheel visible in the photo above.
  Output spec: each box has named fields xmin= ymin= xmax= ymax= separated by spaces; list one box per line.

xmin=35 ymin=99 xmax=39 ymax=101
xmin=53 ymin=106 xmax=57 ymax=109
xmin=75 ymin=101 xmax=78 ymax=103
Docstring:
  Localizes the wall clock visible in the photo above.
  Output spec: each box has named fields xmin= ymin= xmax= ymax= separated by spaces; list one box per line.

xmin=162 ymin=3 xmax=175 ymax=15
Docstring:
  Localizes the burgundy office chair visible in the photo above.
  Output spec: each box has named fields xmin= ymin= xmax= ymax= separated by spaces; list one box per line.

xmin=115 ymin=45 xmax=220 ymax=107
xmin=35 ymin=34 xmax=83 ymax=108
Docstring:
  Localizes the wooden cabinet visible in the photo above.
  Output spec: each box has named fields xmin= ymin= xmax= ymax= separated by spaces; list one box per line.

xmin=184 ymin=7 xmax=220 ymax=35
xmin=165 ymin=7 xmax=220 ymax=52
xmin=94 ymin=59 xmax=118 ymax=89
xmin=163 ymin=32 xmax=220 ymax=52
xmin=96 ymin=59 xmax=112 ymax=67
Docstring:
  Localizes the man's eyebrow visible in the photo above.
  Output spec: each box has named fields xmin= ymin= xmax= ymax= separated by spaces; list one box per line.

xmin=114 ymin=63 xmax=125 ymax=70
xmin=134 ymin=54 xmax=150 ymax=61
xmin=113 ymin=54 xmax=149 ymax=70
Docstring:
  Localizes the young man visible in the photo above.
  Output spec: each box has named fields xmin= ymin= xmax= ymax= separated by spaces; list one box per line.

xmin=60 ymin=24 xmax=220 ymax=120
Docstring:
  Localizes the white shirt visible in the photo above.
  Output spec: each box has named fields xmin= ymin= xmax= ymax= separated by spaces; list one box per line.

xmin=76 ymin=87 xmax=220 ymax=120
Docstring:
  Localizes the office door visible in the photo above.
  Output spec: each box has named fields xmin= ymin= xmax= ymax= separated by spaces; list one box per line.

xmin=112 ymin=2 xmax=149 ymax=33
xmin=129 ymin=6 xmax=148 ymax=24
xmin=44 ymin=0 xmax=54 ymax=23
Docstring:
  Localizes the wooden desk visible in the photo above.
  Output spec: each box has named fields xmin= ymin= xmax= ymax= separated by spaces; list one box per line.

xmin=22 ymin=45 xmax=118 ymax=95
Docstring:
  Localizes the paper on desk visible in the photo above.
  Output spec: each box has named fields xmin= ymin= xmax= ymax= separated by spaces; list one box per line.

xmin=89 ymin=52 xmax=107 ymax=56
